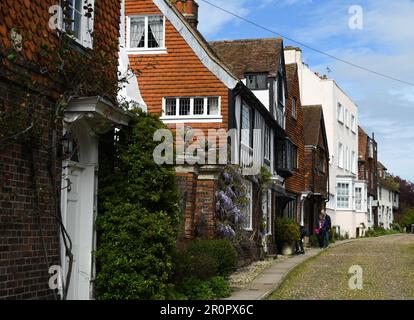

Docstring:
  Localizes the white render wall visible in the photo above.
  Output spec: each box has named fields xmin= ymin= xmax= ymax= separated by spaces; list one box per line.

xmin=285 ymin=48 xmax=365 ymax=238
xmin=378 ymin=185 xmax=394 ymax=229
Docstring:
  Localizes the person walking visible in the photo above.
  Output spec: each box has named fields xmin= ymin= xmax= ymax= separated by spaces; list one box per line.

xmin=322 ymin=211 xmax=332 ymax=248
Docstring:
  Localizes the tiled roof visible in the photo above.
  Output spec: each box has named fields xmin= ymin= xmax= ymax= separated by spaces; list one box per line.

xmin=302 ymin=105 xmax=323 ymax=146
xmin=358 ymin=126 xmax=368 ymax=160
xmin=285 ymin=63 xmax=297 ymax=95
xmin=209 ymin=38 xmax=283 ymax=79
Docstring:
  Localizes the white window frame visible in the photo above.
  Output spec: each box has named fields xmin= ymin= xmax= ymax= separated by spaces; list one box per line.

xmin=338 ymin=142 xmax=344 ymax=168
xmin=58 ymin=0 xmax=95 ymax=49
xmin=351 ymin=151 xmax=356 ymax=174
xmin=337 ymin=182 xmax=350 ymax=209
xmin=355 ymin=187 xmax=363 ymax=211
xmin=337 ymin=102 xmax=344 ymax=124
xmin=351 ymin=114 xmax=356 ymax=133
xmin=345 ymin=146 xmax=350 ymax=171
xmin=244 ymin=181 xmax=253 ymax=231
xmin=161 ymin=97 xmax=222 ymax=123
xmin=126 ymin=15 xmax=167 ymax=54
xmin=345 ymin=109 xmax=349 ymax=128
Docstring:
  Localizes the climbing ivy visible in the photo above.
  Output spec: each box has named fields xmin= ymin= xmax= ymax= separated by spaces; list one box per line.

xmin=95 ymin=110 xmax=181 ymax=300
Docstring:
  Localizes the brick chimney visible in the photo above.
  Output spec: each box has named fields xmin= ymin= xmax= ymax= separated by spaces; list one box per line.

xmin=173 ymin=0 xmax=199 ymax=29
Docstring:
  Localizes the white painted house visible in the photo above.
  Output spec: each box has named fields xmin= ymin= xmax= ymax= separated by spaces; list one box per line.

xmin=377 ymin=162 xmax=398 ymax=229
xmin=285 ymin=47 xmax=367 ymax=238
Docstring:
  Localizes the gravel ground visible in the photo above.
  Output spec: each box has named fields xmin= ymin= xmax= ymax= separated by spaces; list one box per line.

xmin=269 ymin=234 xmax=414 ymax=300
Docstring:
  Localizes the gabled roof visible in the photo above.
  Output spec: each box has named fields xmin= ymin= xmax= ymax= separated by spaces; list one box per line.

xmin=153 ymin=0 xmax=239 ymax=88
xmin=209 ymin=38 xmax=284 ymax=79
xmin=302 ymin=105 xmax=327 ymax=150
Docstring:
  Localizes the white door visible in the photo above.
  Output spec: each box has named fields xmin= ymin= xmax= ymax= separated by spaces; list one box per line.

xmin=61 ymin=161 xmax=95 ymax=300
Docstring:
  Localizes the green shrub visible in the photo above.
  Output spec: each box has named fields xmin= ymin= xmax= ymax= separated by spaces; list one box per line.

xmin=275 ymin=218 xmax=300 ymax=245
xmin=309 ymin=234 xmax=320 ymax=247
xmin=95 ymin=111 xmax=180 ymax=300
xmin=209 ymin=276 xmax=231 ymax=298
xmin=186 ymin=239 xmax=238 ymax=277
xmin=179 ymin=277 xmax=214 ymax=300
xmin=177 ymin=276 xmax=231 ymax=300
xmin=391 ymin=223 xmax=402 ymax=232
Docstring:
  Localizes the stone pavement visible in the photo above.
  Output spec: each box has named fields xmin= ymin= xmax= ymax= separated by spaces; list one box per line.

xmin=225 ymin=239 xmax=355 ymax=300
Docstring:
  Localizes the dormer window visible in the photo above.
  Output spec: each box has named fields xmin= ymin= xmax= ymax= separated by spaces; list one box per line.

xmin=246 ymin=73 xmax=268 ymax=90
xmin=127 ymin=15 xmax=165 ymax=52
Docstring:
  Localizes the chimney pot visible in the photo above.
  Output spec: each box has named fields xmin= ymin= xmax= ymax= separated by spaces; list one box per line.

xmin=173 ymin=0 xmax=199 ymax=29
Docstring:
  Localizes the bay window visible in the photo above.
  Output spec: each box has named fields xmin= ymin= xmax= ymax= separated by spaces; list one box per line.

xmin=337 ymin=183 xmax=350 ymax=209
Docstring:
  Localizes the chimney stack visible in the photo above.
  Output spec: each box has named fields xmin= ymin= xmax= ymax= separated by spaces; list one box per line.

xmin=173 ymin=0 xmax=199 ymax=29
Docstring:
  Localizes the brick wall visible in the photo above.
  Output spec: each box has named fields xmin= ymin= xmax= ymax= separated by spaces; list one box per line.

xmin=0 ymin=0 xmax=120 ymax=299
xmin=0 ymin=81 xmax=60 ymax=299
xmin=176 ymin=167 xmax=221 ymax=240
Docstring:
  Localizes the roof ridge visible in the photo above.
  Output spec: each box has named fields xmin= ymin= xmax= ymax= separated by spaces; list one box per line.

xmin=209 ymin=37 xmax=283 ymax=44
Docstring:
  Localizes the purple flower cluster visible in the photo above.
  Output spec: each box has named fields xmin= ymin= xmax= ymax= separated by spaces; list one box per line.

xmin=215 ymin=169 xmax=248 ymax=238
xmin=217 ymin=223 xmax=236 ymax=238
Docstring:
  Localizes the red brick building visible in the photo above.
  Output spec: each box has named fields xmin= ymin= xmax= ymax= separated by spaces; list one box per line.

xmin=0 ymin=0 xmax=126 ymax=299
xmin=302 ymin=105 xmax=330 ymax=236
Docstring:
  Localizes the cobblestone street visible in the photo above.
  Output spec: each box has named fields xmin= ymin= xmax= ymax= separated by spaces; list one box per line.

xmin=270 ymin=234 xmax=414 ymax=300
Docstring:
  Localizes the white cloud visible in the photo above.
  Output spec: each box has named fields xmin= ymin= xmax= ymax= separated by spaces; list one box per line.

xmin=197 ymin=0 xmax=250 ymax=36
xmin=389 ymin=88 xmax=414 ymax=105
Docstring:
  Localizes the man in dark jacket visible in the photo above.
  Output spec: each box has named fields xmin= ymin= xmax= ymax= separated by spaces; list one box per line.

xmin=323 ymin=212 xmax=332 ymax=248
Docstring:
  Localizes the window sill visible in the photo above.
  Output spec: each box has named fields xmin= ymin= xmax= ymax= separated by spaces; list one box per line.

xmin=126 ymin=48 xmax=168 ymax=55
xmin=160 ymin=115 xmax=223 ymax=124
xmin=57 ymin=30 xmax=92 ymax=53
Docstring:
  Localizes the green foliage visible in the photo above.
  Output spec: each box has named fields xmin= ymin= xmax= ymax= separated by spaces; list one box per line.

xmin=275 ymin=218 xmax=300 ymax=245
xmin=391 ymin=223 xmax=402 ymax=232
xmin=186 ymin=239 xmax=238 ymax=277
xmin=172 ymin=240 xmax=234 ymax=300
xmin=177 ymin=276 xmax=231 ymax=300
xmin=402 ymin=208 xmax=414 ymax=226
xmin=95 ymin=110 xmax=180 ymax=300
xmin=365 ymin=227 xmax=400 ymax=238
xmin=309 ymin=234 xmax=320 ymax=248
xmin=208 ymin=276 xmax=232 ymax=298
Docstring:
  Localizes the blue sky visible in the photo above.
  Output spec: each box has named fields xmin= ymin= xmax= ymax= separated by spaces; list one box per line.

xmin=196 ymin=0 xmax=414 ymax=181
